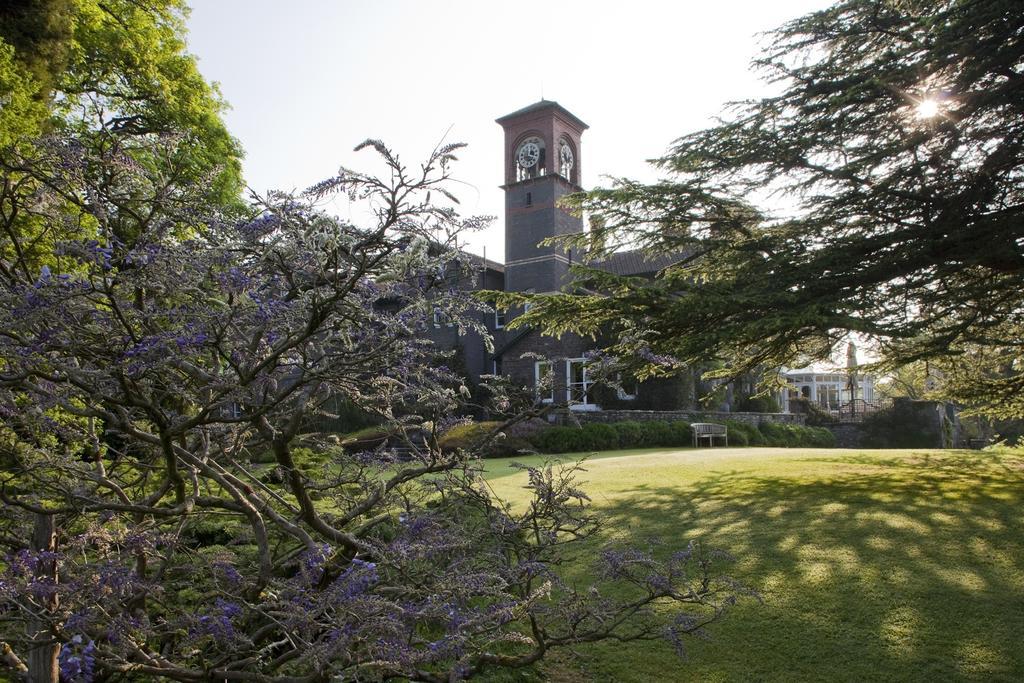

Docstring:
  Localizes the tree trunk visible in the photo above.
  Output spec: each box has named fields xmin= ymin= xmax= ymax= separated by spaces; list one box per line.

xmin=28 ymin=513 xmax=58 ymax=683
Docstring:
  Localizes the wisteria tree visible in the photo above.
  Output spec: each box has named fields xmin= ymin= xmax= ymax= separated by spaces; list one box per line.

xmin=0 ymin=130 xmax=746 ymax=681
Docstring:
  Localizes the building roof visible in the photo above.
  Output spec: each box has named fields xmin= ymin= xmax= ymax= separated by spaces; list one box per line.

xmin=591 ymin=249 xmax=692 ymax=276
xmin=495 ymin=100 xmax=589 ymax=131
xmin=491 ymin=326 xmax=532 ymax=360
xmin=460 ymin=251 xmax=505 ymax=273
xmin=460 ymin=252 xmax=503 ymax=274
xmin=784 ymin=367 xmax=875 ymax=379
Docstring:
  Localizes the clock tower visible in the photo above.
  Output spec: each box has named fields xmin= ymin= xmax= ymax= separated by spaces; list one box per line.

xmin=496 ymin=100 xmax=588 ymax=293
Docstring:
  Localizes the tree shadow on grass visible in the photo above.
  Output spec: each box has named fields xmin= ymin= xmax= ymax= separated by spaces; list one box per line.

xmin=550 ymin=450 xmax=1024 ymax=682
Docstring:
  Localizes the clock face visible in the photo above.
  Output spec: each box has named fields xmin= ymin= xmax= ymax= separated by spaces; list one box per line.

xmin=559 ymin=142 xmax=574 ymax=173
xmin=517 ymin=140 xmax=541 ymax=169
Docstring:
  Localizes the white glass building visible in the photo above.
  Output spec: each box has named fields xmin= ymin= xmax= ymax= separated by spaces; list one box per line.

xmin=779 ymin=369 xmax=876 ymax=414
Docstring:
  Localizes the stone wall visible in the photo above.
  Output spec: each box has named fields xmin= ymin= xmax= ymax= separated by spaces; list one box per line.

xmin=823 ymin=399 xmax=961 ymax=449
xmin=826 ymin=424 xmax=866 ymax=448
xmin=552 ymin=409 xmax=806 ymax=426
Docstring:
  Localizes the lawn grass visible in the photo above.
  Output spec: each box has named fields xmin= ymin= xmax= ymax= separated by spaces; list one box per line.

xmin=481 ymin=447 xmax=1024 ymax=682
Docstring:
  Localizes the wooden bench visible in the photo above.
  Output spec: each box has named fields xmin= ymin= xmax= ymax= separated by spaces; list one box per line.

xmin=691 ymin=422 xmax=728 ymax=448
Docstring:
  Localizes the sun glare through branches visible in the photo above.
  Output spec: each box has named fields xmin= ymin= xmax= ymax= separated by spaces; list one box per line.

xmin=916 ymin=98 xmax=941 ymax=118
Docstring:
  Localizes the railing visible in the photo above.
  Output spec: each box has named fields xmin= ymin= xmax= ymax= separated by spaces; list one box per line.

xmin=832 ymin=399 xmax=886 ymax=423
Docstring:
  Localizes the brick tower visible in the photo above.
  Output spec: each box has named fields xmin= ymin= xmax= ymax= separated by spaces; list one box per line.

xmin=496 ymin=100 xmax=588 ymax=293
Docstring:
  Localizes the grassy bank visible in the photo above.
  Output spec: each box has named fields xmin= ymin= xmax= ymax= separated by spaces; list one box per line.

xmin=481 ymin=447 xmax=1024 ymax=682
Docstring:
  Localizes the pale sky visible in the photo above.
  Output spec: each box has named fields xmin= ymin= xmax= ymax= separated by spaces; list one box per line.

xmin=186 ymin=0 xmax=831 ymax=262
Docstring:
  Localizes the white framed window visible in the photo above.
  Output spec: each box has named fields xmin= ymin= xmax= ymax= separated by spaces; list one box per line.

xmin=522 ymin=289 xmax=534 ymax=317
xmin=535 ymin=361 xmax=554 ymax=403
xmin=495 ymin=309 xmax=505 ymax=329
xmin=432 ymin=307 xmax=452 ymax=327
xmin=616 ymin=373 xmax=638 ymax=401
xmin=222 ymin=402 xmax=242 ymax=419
xmin=566 ymin=358 xmax=598 ymax=410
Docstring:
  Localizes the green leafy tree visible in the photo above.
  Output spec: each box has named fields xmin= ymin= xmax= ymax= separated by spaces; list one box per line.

xmin=877 ymin=361 xmax=930 ymax=401
xmin=0 ymin=0 xmax=243 ymax=273
xmin=0 ymin=40 xmax=47 ymax=149
xmin=502 ymin=0 xmax=1024 ymax=417
xmin=0 ymin=0 xmax=75 ymax=106
xmin=1 ymin=0 xmax=241 ymax=190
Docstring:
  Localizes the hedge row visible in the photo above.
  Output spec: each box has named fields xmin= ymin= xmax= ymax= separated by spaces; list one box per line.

xmin=531 ymin=420 xmax=694 ymax=454
xmin=757 ymin=421 xmax=836 ymax=448
xmin=352 ymin=418 xmax=836 ymax=458
xmin=530 ymin=419 xmax=835 ymax=454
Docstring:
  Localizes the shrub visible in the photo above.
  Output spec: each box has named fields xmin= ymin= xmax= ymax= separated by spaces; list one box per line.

xmin=340 ymin=425 xmax=391 ymax=452
xmin=644 ymin=421 xmax=676 ymax=447
xmin=530 ymin=424 xmax=618 ymax=454
xmin=580 ymin=423 xmax=620 ymax=451
xmin=741 ymin=423 xmax=765 ymax=446
xmin=724 ymin=421 xmax=749 ymax=446
xmin=668 ymin=421 xmax=693 ymax=446
xmin=504 ymin=418 xmax=553 ymax=442
xmin=611 ymin=421 xmax=648 ymax=448
xmin=438 ymin=421 xmax=535 ymax=458
xmin=757 ymin=421 xmax=786 ymax=447
xmin=526 ymin=418 xmax=839 ymax=454
xmin=788 ymin=397 xmax=837 ymax=426
xmin=530 ymin=426 xmax=586 ymax=454
xmin=807 ymin=426 xmax=837 ymax=448
xmin=759 ymin=421 xmax=806 ymax=447
xmin=529 ymin=419 xmax=695 ymax=454
xmin=248 ymin=448 xmax=278 ymax=464
xmin=757 ymin=421 xmax=836 ymax=448
xmin=734 ymin=394 xmax=781 ymax=413
xmin=860 ymin=401 xmax=938 ymax=448
xmin=725 ymin=420 xmax=764 ymax=446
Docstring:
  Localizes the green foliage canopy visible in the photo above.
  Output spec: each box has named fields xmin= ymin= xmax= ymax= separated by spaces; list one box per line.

xmin=0 ymin=0 xmax=243 ymax=273
xmin=1 ymin=0 xmax=241 ymax=189
xmin=506 ymin=0 xmax=1024 ymax=417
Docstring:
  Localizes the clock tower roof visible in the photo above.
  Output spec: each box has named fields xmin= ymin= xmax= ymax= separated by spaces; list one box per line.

xmin=495 ymin=99 xmax=588 ymax=131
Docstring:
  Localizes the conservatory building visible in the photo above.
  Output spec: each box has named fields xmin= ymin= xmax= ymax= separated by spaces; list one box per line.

xmin=779 ymin=369 xmax=876 ymax=414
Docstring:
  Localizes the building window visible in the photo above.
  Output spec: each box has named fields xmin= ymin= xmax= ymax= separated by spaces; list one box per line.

xmin=535 ymin=361 xmax=554 ymax=403
xmin=222 ymin=402 xmax=242 ymax=419
xmin=567 ymin=358 xmax=595 ymax=408
xmin=616 ymin=373 xmax=638 ymax=401
xmin=520 ymin=290 xmax=535 ymax=320
xmin=431 ymin=306 xmax=453 ymax=327
xmin=820 ymin=385 xmax=839 ymax=410
xmin=525 ymin=191 xmax=532 ymax=207
xmin=495 ymin=309 xmax=505 ymax=329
